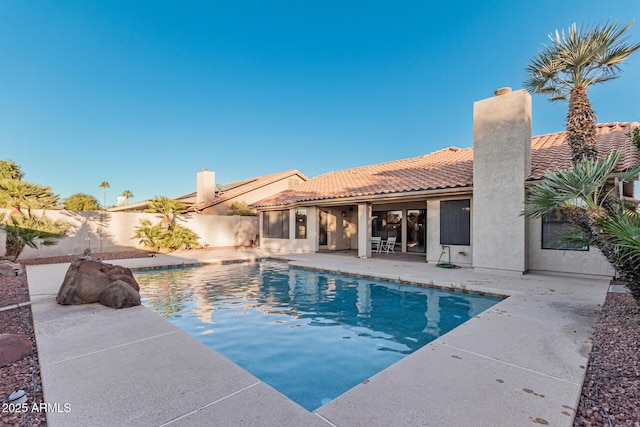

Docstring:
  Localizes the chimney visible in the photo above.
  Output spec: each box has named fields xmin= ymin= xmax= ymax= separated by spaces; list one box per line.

xmin=472 ymin=88 xmax=531 ymax=273
xmin=197 ymin=169 xmax=216 ymax=204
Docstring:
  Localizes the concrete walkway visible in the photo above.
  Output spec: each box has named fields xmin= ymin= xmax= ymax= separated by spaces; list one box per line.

xmin=26 ymin=250 xmax=609 ymax=426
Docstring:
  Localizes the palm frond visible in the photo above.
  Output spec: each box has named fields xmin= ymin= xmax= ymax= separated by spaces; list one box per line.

xmin=524 ymin=20 xmax=640 ymax=99
xmin=523 ymin=152 xmax=624 ymax=217
xmin=600 ymin=210 xmax=640 ymax=264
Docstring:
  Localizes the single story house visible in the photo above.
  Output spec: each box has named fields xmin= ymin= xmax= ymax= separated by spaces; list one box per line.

xmin=109 ymin=169 xmax=308 ymax=215
xmin=252 ymin=88 xmax=639 ymax=277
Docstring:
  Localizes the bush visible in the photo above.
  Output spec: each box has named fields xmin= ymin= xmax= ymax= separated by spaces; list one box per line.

xmin=133 ymin=219 xmax=201 ymax=252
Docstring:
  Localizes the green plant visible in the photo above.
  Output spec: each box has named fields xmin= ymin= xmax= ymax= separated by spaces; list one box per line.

xmin=145 ymin=196 xmax=188 ymax=229
xmin=0 ymin=172 xmax=67 ymax=259
xmin=133 ymin=196 xmax=200 ymax=252
xmin=600 ymin=211 xmax=640 ymax=266
xmin=525 ymin=21 xmax=640 ymax=163
xmin=63 ymin=193 xmax=101 ymax=211
xmin=0 ymin=179 xmax=59 ymax=214
xmin=133 ymin=219 xmax=201 ymax=252
xmin=0 ymin=159 xmax=25 ymax=180
xmin=133 ymin=219 xmax=164 ymax=252
xmin=1 ymin=213 xmax=67 ymax=261
xmin=158 ymin=224 xmax=201 ymax=251
xmin=630 ymin=126 xmax=640 ymax=151
xmin=523 ymin=152 xmax=640 ymax=301
xmin=227 ymin=201 xmax=257 ymax=216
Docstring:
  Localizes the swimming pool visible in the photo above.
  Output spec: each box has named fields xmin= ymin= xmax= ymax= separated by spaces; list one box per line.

xmin=135 ymin=261 xmax=500 ymax=411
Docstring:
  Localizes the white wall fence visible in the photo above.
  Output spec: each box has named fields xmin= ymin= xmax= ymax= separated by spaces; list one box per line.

xmin=0 ymin=209 xmax=258 ymax=260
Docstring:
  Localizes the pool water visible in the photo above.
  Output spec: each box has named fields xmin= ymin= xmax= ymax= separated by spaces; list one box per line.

xmin=135 ymin=261 xmax=500 ymax=411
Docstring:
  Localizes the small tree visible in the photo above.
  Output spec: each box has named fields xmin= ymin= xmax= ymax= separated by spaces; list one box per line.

xmin=1 ymin=213 xmax=67 ymax=261
xmin=0 ymin=170 xmax=67 ymax=260
xmin=227 ymin=201 xmax=257 ymax=216
xmin=146 ymin=196 xmax=188 ymax=229
xmin=0 ymin=179 xmax=59 ymax=215
xmin=63 ymin=193 xmax=101 ymax=211
xmin=0 ymin=159 xmax=25 ymax=180
xmin=133 ymin=196 xmax=201 ymax=252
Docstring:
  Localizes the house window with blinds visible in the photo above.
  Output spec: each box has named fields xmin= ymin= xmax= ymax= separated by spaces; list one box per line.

xmin=263 ymin=210 xmax=290 ymax=239
xmin=542 ymin=209 xmax=588 ymax=251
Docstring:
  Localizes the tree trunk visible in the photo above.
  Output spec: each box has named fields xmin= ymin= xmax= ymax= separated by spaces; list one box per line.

xmin=4 ymin=234 xmax=25 ymax=262
xmin=566 ymin=86 xmax=598 ymax=164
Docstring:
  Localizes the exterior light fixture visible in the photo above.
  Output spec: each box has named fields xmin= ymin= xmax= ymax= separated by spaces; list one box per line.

xmin=4 ymin=388 xmax=29 ymax=405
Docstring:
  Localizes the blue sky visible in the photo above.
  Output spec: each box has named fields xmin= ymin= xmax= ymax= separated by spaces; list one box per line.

xmin=1 ymin=1 xmax=639 ymax=205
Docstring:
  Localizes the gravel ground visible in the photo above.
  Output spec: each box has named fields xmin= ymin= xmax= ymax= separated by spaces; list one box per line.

xmin=574 ymin=291 xmax=640 ymax=427
xmin=1 ymin=252 xmax=639 ymax=426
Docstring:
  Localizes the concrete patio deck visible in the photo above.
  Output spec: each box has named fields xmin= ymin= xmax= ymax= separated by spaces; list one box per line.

xmin=26 ymin=249 xmax=609 ymax=426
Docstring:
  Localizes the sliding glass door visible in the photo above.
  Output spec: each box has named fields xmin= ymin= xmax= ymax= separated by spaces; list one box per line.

xmin=406 ymin=209 xmax=426 ymax=253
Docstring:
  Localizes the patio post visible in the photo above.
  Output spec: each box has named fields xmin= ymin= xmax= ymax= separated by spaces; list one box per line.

xmin=357 ymin=203 xmax=372 ymax=258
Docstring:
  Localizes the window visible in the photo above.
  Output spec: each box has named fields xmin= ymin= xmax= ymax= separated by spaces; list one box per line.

xmin=440 ymin=200 xmax=470 ymax=245
xmin=263 ymin=210 xmax=290 ymax=239
xmin=542 ymin=209 xmax=588 ymax=251
xmin=295 ymin=209 xmax=307 ymax=239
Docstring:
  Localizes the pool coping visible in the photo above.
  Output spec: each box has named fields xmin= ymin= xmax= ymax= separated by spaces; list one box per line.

xmin=26 ymin=250 xmax=608 ymax=426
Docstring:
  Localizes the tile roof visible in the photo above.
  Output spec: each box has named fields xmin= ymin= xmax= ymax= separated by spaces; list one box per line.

xmin=253 ymin=122 xmax=640 ymax=208
xmin=529 ymin=122 xmax=639 ymax=179
xmin=108 ymin=169 xmax=307 ymax=212
xmin=192 ymin=169 xmax=307 ymax=211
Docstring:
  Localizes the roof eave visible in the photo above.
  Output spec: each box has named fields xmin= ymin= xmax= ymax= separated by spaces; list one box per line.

xmin=254 ymin=185 xmax=472 ymax=210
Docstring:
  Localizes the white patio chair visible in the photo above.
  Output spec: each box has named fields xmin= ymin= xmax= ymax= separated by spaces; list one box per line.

xmin=381 ymin=236 xmax=396 ymax=254
xmin=371 ymin=236 xmax=382 ymax=253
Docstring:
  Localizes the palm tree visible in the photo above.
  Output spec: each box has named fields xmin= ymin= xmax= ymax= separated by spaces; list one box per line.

xmin=99 ymin=181 xmax=110 ymax=210
xmin=525 ymin=21 xmax=640 ymax=163
xmin=0 ymin=179 xmax=59 ymax=216
xmin=1 ymin=213 xmax=67 ymax=261
xmin=523 ymin=152 xmax=640 ymax=300
xmin=121 ymin=189 xmax=134 ymax=205
xmin=145 ymin=196 xmax=188 ymax=229
xmin=0 ymin=179 xmax=66 ymax=260
xmin=134 ymin=197 xmax=200 ymax=252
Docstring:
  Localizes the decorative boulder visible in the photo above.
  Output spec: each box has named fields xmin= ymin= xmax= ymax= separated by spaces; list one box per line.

xmin=98 ymin=280 xmax=141 ymax=309
xmin=0 ymin=334 xmax=32 ymax=367
xmin=0 ymin=260 xmax=23 ymax=277
xmin=56 ymin=260 xmax=141 ymax=308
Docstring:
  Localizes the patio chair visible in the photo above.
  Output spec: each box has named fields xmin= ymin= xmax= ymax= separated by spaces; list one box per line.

xmin=381 ymin=236 xmax=396 ymax=254
xmin=371 ymin=236 xmax=382 ymax=253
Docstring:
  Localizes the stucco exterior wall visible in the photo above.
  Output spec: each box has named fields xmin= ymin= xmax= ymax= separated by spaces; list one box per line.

xmin=258 ymin=207 xmax=317 ymax=253
xmin=0 ymin=209 xmax=258 ymax=260
xmin=527 ymin=217 xmax=614 ymax=277
xmin=472 ymin=89 xmax=531 ymax=273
